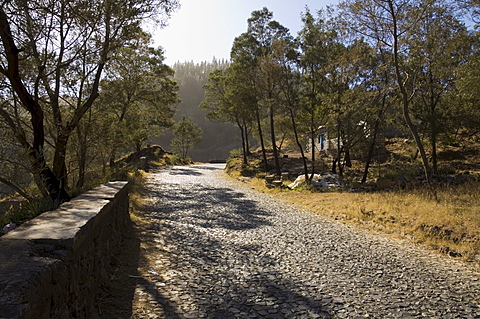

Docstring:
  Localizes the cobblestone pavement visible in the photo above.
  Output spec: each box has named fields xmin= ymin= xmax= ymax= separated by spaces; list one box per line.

xmin=131 ymin=164 xmax=480 ymax=319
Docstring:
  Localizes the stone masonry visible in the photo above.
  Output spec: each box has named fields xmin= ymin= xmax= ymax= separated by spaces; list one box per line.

xmin=0 ymin=181 xmax=130 ymax=319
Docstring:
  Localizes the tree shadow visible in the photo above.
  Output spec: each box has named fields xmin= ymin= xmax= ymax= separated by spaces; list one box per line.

xmin=97 ymin=164 xmax=333 ymax=318
xmin=146 ymin=185 xmax=272 ymax=231
xmin=94 ymin=218 xmax=184 ymax=319
xmin=128 ymin=214 xmax=333 ymax=318
xmin=167 ymin=167 xmax=204 ymax=176
xmin=128 ymin=176 xmax=334 ymax=318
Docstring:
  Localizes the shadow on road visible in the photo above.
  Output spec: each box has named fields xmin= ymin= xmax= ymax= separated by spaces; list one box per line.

xmin=167 ymin=167 xmax=204 ymax=176
xmin=147 ymin=185 xmax=273 ymax=231
xmin=98 ymin=166 xmax=332 ymax=318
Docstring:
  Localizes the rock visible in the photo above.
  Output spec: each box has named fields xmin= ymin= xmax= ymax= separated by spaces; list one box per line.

xmin=288 ymin=174 xmax=321 ymax=189
xmin=376 ymin=177 xmax=392 ymax=189
xmin=271 ymin=180 xmax=283 ymax=187
xmin=281 ymin=172 xmax=290 ymax=181
xmin=448 ymin=250 xmax=463 ymax=258
xmin=265 ymin=175 xmax=276 ymax=183
xmin=1 ymin=222 xmax=16 ymax=234
xmin=318 ymin=173 xmax=341 ymax=189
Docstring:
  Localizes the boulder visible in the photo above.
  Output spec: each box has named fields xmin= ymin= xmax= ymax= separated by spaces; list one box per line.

xmin=1 ymin=222 xmax=16 ymax=234
xmin=265 ymin=175 xmax=276 ymax=184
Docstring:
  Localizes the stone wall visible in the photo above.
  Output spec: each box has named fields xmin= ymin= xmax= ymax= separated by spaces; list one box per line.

xmin=0 ymin=181 xmax=130 ymax=319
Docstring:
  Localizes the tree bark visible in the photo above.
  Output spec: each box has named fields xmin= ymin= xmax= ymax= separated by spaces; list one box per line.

xmin=387 ymin=0 xmax=432 ymax=184
xmin=0 ymin=177 xmax=33 ymax=202
xmin=236 ymin=117 xmax=248 ymax=165
xmin=309 ymin=112 xmax=316 ymax=182
xmin=362 ymin=99 xmax=386 ymax=183
xmin=245 ymin=123 xmax=251 ymax=156
xmin=289 ymin=108 xmax=309 ymax=181
xmin=0 ymin=8 xmax=70 ymax=202
xmin=268 ymin=99 xmax=281 ymax=177
xmin=255 ymin=105 xmax=269 ymax=172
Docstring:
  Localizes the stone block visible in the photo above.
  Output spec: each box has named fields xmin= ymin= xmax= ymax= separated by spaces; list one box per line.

xmin=0 ymin=181 xmax=130 ymax=319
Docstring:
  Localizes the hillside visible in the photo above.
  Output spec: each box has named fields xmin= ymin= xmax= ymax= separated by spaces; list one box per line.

xmin=154 ymin=60 xmax=242 ymax=162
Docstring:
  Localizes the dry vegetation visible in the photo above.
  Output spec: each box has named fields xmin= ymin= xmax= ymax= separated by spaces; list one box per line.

xmin=226 ymin=137 xmax=480 ymax=265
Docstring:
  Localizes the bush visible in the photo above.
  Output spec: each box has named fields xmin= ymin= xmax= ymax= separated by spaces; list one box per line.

xmin=0 ymin=197 xmax=56 ymax=233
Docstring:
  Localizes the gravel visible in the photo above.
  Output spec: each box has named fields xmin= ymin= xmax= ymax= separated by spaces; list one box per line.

xmin=132 ymin=164 xmax=480 ymax=319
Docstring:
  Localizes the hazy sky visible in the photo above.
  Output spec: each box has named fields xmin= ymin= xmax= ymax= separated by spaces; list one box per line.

xmin=152 ymin=0 xmax=339 ymax=64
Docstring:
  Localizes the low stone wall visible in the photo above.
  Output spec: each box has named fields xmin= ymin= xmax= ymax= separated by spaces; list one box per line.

xmin=0 ymin=181 xmax=130 ymax=319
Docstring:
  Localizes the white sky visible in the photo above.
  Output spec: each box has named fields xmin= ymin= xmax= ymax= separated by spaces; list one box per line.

xmin=152 ymin=0 xmax=339 ymax=64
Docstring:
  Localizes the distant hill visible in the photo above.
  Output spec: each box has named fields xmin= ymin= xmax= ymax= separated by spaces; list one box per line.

xmin=153 ymin=60 xmax=241 ymax=162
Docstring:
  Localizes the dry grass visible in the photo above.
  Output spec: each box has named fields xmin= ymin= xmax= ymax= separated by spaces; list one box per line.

xmin=249 ymin=177 xmax=480 ymax=263
xmin=228 ymin=136 xmax=480 ymax=264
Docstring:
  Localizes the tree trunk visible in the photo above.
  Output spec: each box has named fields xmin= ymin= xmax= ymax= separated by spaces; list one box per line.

xmin=0 ymin=177 xmax=33 ymax=202
xmin=289 ymin=108 xmax=309 ymax=181
xmin=0 ymin=8 xmax=70 ymax=202
xmin=255 ymin=106 xmax=269 ymax=172
xmin=53 ymin=133 xmax=70 ymax=187
xmin=335 ymin=126 xmax=343 ymax=177
xmin=430 ymin=103 xmax=438 ymax=175
xmin=362 ymin=102 xmax=385 ymax=183
xmin=35 ymin=158 xmax=70 ymax=203
xmin=344 ymin=146 xmax=352 ymax=168
xmin=238 ymin=122 xmax=248 ymax=165
xmin=387 ymin=0 xmax=432 ymax=184
xmin=431 ymin=130 xmax=438 ymax=175
xmin=245 ymin=123 xmax=251 ymax=156
xmin=309 ymin=111 xmax=316 ymax=182
xmin=269 ymin=101 xmax=281 ymax=177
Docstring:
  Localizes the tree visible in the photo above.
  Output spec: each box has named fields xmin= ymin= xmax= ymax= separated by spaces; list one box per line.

xmin=231 ymin=27 xmax=270 ymax=172
xmin=0 ymin=0 xmax=179 ymax=202
xmin=451 ymin=33 xmax=480 ymax=138
xmin=99 ymin=34 xmax=179 ymax=167
xmin=171 ymin=116 xmax=203 ymax=159
xmin=297 ymin=9 xmax=337 ymax=180
xmin=339 ymin=0 xmax=436 ymax=183
xmin=201 ymin=65 xmax=256 ymax=165
xmin=274 ymin=38 xmax=311 ymax=181
xmin=247 ymin=8 xmax=293 ymax=176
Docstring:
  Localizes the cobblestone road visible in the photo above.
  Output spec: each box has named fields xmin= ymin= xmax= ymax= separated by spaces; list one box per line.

xmin=132 ymin=164 xmax=480 ymax=319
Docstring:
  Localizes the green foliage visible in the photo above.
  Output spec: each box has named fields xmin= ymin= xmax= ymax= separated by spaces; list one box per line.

xmin=213 ymin=1 xmax=480 ymax=183
xmin=229 ymin=149 xmax=243 ymax=158
xmin=0 ymin=0 xmax=179 ymax=202
xmin=96 ymin=34 xmax=179 ymax=164
xmin=171 ymin=116 xmax=203 ymax=159
xmin=0 ymin=197 xmax=56 ymax=232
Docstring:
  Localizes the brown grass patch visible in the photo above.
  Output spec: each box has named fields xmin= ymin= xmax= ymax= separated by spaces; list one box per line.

xmin=248 ymin=177 xmax=480 ymax=264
